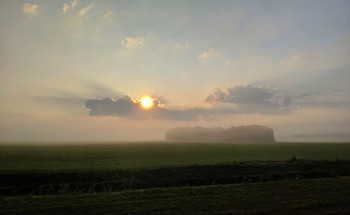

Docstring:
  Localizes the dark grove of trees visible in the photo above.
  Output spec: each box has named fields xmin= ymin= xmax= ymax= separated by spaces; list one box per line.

xmin=165 ymin=125 xmax=275 ymax=143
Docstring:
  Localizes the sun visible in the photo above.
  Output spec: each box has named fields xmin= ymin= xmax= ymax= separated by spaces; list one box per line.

xmin=139 ymin=96 xmax=154 ymax=110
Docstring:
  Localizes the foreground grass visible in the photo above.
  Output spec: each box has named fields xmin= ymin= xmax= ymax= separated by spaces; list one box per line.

xmin=1 ymin=177 xmax=350 ymax=215
xmin=1 ymin=142 xmax=350 ymax=171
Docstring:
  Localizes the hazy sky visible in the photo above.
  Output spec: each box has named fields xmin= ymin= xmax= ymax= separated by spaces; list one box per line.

xmin=1 ymin=0 xmax=349 ymax=142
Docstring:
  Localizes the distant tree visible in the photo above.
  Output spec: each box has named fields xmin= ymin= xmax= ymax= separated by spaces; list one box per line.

xmin=165 ymin=125 xmax=275 ymax=143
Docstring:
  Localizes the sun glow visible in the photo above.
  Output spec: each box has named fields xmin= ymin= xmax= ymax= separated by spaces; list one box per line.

xmin=139 ymin=96 xmax=154 ymax=110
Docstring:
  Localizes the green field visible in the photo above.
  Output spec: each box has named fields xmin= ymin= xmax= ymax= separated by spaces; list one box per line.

xmin=1 ymin=142 xmax=350 ymax=170
xmin=1 ymin=142 xmax=350 ymax=214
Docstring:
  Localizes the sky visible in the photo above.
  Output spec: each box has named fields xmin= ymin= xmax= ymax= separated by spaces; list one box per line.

xmin=1 ymin=0 xmax=350 ymax=142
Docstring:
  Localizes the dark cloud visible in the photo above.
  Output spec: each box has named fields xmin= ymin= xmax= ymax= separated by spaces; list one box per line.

xmin=205 ymin=85 xmax=292 ymax=114
xmin=205 ymin=85 xmax=273 ymax=104
xmin=165 ymin=125 xmax=275 ymax=143
xmin=85 ymin=96 xmax=147 ymax=119
xmin=84 ymin=85 xmax=293 ymax=120
xmin=84 ymin=95 xmax=237 ymax=121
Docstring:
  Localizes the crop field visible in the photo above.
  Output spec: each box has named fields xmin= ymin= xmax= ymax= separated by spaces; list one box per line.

xmin=1 ymin=142 xmax=350 ymax=214
xmin=1 ymin=142 xmax=350 ymax=170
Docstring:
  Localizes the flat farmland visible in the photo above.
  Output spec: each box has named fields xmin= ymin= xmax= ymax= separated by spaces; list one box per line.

xmin=1 ymin=142 xmax=350 ymax=215
xmin=1 ymin=142 xmax=350 ymax=171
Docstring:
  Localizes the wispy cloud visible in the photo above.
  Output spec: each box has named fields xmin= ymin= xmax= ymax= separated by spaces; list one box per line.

xmin=175 ymin=41 xmax=189 ymax=49
xmin=198 ymin=48 xmax=219 ymax=60
xmin=23 ymin=3 xmax=38 ymax=14
xmin=121 ymin=37 xmax=144 ymax=49
xmin=78 ymin=4 xmax=94 ymax=17
xmin=63 ymin=0 xmax=78 ymax=14
xmin=103 ymin=10 xmax=113 ymax=21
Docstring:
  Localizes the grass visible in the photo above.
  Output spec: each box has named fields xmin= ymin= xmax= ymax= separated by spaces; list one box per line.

xmin=1 ymin=177 xmax=350 ymax=215
xmin=1 ymin=142 xmax=350 ymax=171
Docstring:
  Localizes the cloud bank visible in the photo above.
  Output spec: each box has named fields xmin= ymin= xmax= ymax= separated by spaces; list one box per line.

xmin=205 ymin=85 xmax=292 ymax=114
xmin=84 ymin=85 xmax=294 ymax=121
xmin=84 ymin=96 xmax=235 ymax=121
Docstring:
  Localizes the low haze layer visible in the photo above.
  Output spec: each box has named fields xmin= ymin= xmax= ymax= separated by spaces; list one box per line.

xmin=165 ymin=125 xmax=275 ymax=143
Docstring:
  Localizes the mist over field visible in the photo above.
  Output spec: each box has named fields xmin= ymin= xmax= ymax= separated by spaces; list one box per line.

xmin=165 ymin=125 xmax=275 ymax=143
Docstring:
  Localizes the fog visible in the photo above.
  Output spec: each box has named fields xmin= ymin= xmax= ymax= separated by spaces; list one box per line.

xmin=165 ymin=125 xmax=275 ymax=143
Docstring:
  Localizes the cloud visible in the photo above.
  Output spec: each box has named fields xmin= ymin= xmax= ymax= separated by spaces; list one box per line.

xmin=23 ymin=3 xmax=38 ymax=14
xmin=205 ymin=85 xmax=292 ymax=114
xmin=205 ymin=85 xmax=273 ymax=104
xmin=85 ymin=96 xmax=197 ymax=120
xmin=175 ymin=41 xmax=189 ymax=49
xmin=85 ymin=96 xmax=140 ymax=118
xmin=198 ymin=48 xmax=229 ymax=65
xmin=63 ymin=0 xmax=78 ymax=14
xmin=84 ymin=88 xmax=292 ymax=121
xmin=103 ymin=10 xmax=113 ymax=20
xmin=78 ymin=4 xmax=94 ymax=17
xmin=198 ymin=48 xmax=219 ymax=60
xmin=84 ymin=95 xmax=240 ymax=121
xmin=121 ymin=37 xmax=144 ymax=49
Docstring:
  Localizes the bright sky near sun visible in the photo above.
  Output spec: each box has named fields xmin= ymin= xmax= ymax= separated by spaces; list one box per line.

xmin=0 ymin=0 xmax=350 ymax=142
xmin=139 ymin=96 xmax=154 ymax=110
